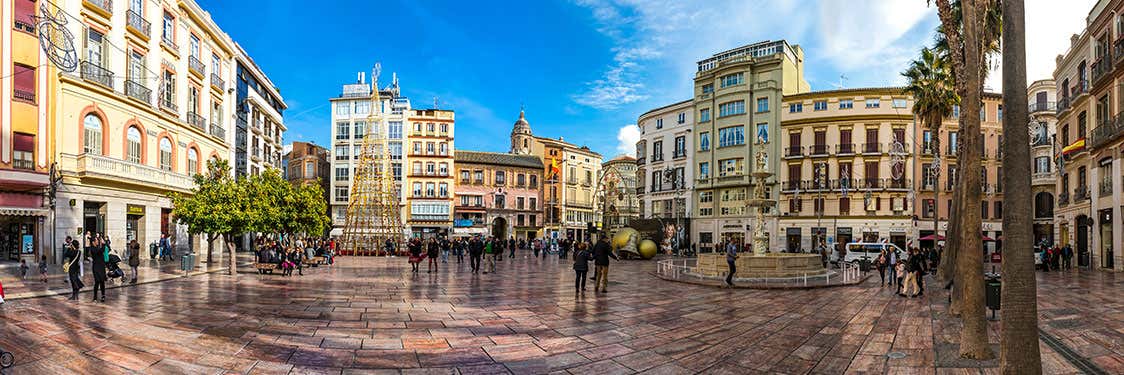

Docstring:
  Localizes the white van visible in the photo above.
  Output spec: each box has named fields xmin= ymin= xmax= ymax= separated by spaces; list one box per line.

xmin=840 ymin=242 xmax=907 ymax=265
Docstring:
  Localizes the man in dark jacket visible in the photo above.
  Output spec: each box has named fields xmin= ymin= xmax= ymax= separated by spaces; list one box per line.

xmin=572 ymin=244 xmax=592 ymax=293
xmin=591 ymin=235 xmax=618 ymax=293
xmin=469 ymin=235 xmax=484 ymax=273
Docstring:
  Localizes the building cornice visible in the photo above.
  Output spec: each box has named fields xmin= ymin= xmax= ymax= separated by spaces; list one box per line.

xmin=781 ymin=114 xmax=913 ymax=127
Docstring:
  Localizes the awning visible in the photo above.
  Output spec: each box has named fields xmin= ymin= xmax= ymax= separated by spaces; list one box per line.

xmin=0 ymin=207 xmax=48 ymax=216
xmin=454 ymin=227 xmax=488 ymax=235
xmin=919 ymin=234 xmax=945 ymax=241
xmin=329 ymin=228 xmax=343 ymax=237
xmin=982 ymin=235 xmax=996 ymax=241
xmin=1061 ymin=138 xmax=1086 ymax=155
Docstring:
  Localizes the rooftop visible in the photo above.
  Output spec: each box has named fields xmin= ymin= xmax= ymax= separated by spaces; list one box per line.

xmin=455 ymin=150 xmax=543 ymax=169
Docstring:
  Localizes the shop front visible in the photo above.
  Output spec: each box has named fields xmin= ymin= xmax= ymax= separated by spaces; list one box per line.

xmin=0 ymin=192 xmax=48 ymax=262
xmin=1100 ymin=209 xmax=1113 ymax=269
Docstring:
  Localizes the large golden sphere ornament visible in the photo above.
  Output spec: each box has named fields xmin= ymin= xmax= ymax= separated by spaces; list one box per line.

xmin=638 ymin=239 xmax=658 ymax=259
xmin=612 ymin=228 xmax=639 ymax=250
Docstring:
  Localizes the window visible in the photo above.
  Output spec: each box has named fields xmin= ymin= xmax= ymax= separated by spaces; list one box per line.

xmin=162 ymin=11 xmax=175 ymax=43
xmin=839 ymin=99 xmax=853 ymax=109
xmin=952 ymin=105 xmax=960 ymax=118
xmin=159 ymin=137 xmax=173 ymax=171
xmin=699 ymin=108 xmax=711 ymax=122
xmin=412 ymin=182 xmax=422 ymax=196
xmin=439 ymin=163 xmax=448 ymax=176
xmin=701 ymin=84 xmax=714 ymax=94
xmin=980 ymin=106 xmax=987 ymax=121
xmin=652 ymin=140 xmax=663 ymax=161
xmin=188 ymin=86 xmax=199 ymax=113
xmin=412 ymin=162 xmax=422 ymax=175
xmin=334 ymin=145 xmax=348 ymax=160
xmin=674 ymin=136 xmax=686 ymax=157
xmin=185 ymin=148 xmax=199 ymax=173
xmin=720 ymin=72 xmax=744 ymax=88
xmin=334 ymin=167 xmax=349 ymax=182
xmin=128 ymin=51 xmax=146 ymax=85
xmin=755 ymin=123 xmax=769 ymax=144
xmin=353 ymin=121 xmax=366 ymax=140
xmin=189 ymin=34 xmax=200 ymax=59
xmin=425 ymin=162 xmax=435 ymax=175
xmin=530 ymin=198 xmax=538 ymax=210
xmin=335 ymin=186 xmax=349 ymax=202
xmin=412 ymin=142 xmax=421 ymax=154
xmin=13 ymin=133 xmax=33 ymax=170
xmin=439 ymin=183 xmax=448 ymax=197
xmin=126 ymin=126 xmax=142 ymax=163
xmin=335 ymin=102 xmax=351 ymax=115
xmin=699 ymin=132 xmax=711 ymax=151
xmin=719 ymin=158 xmax=742 ymax=177
xmin=86 ymin=29 xmax=105 ymax=66
xmin=335 ymin=122 xmax=350 ymax=140
xmin=651 ymin=171 xmax=663 ymax=191
xmin=718 ymin=126 xmax=745 ymax=147
xmin=1035 ymin=157 xmax=1051 ymax=173
xmin=354 ymin=101 xmax=370 ymax=114
xmin=83 ymin=114 xmax=103 ymax=154
xmin=516 ymin=197 xmax=525 ymax=209
xmin=440 ymin=123 xmax=448 ymax=133
xmin=494 ymin=194 xmax=505 ymax=208
xmin=994 ymin=201 xmax=1003 ymax=219
xmin=474 ymin=170 xmax=484 ymax=183
xmin=14 ymin=0 xmax=35 ymax=33
xmin=496 ymin=170 xmax=506 ymax=185
xmin=948 ymin=131 xmax=959 ymax=155
xmin=388 ymin=121 xmax=403 ymax=139
xmin=789 ymin=103 xmax=803 ymax=113
xmin=426 ymin=142 xmax=435 ymax=155
xmin=814 ymin=100 xmax=827 ymax=111
xmin=756 ymin=97 xmax=769 ymax=112
xmin=656 ymin=118 xmax=663 ymax=129
xmin=13 ymin=64 xmax=35 ymax=102
xmin=162 ymin=70 xmax=176 ymax=107
xmin=427 ymin=123 xmax=436 ymax=132
xmin=211 ymin=54 xmax=221 ymax=76
xmin=678 ymin=112 xmax=686 ymax=124
xmin=865 ymin=98 xmax=880 ymax=108
xmin=718 ymin=101 xmax=745 ymax=117
xmin=699 ymin=191 xmax=713 ymax=203
xmin=892 ymin=98 xmax=907 ymax=108
xmin=997 ymin=105 xmax=1003 ymax=121
xmin=699 ymin=162 xmax=710 ymax=179
xmin=981 ymin=200 xmax=989 ymax=218
xmin=439 ymin=143 xmax=448 ymax=155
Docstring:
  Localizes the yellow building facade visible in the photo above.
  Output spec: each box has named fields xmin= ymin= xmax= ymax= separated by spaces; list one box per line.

xmin=404 ymin=109 xmax=455 ymax=238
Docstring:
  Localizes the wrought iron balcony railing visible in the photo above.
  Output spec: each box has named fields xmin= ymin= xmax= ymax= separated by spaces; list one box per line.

xmin=126 ymin=9 xmax=150 ymax=36
xmin=124 ymin=80 xmax=151 ymax=104
xmin=210 ymin=73 xmax=225 ymax=92
xmin=188 ymin=55 xmax=205 ymax=76
xmin=809 ymin=144 xmax=829 ymax=156
xmin=186 ymin=111 xmax=206 ymax=130
xmin=86 ymin=0 xmax=112 ymax=14
xmin=1028 ymin=101 xmax=1055 ymax=113
xmin=209 ymin=123 xmax=225 ymax=141
xmin=836 ymin=143 xmax=855 ymax=155
xmin=80 ymin=60 xmax=114 ymax=89
xmin=784 ymin=145 xmax=804 ymax=158
xmin=862 ymin=143 xmax=882 ymax=154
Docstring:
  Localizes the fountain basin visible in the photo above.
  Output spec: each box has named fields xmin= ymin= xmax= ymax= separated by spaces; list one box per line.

xmin=695 ymin=252 xmax=826 ymax=278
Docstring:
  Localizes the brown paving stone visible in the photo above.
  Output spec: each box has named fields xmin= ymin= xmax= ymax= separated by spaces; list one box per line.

xmin=402 ymin=338 xmax=450 ymax=351
xmin=354 ymin=349 xmax=420 ymax=369
xmin=416 ymin=347 xmax=492 ymax=367
xmin=86 ymin=343 xmax=163 ymax=372
xmin=612 ymin=350 xmax=671 ymax=372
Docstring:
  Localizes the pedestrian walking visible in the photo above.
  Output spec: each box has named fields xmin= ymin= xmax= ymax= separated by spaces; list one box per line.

xmin=38 ymin=255 xmax=48 ymax=283
xmin=592 ymin=235 xmax=617 ymax=293
xmin=441 ymin=237 xmax=450 ymax=264
xmin=64 ymin=243 xmax=83 ymax=300
xmin=128 ymin=239 xmax=141 ymax=284
xmin=725 ymin=240 xmax=738 ymax=287
xmin=469 ymin=236 xmax=483 ymax=273
xmin=427 ymin=238 xmax=440 ymax=273
xmin=1062 ymin=245 xmax=1073 ymax=270
xmin=89 ymin=237 xmax=108 ymax=302
xmin=573 ymin=243 xmax=592 ymax=293
xmin=19 ymin=259 xmax=28 ymax=280
xmin=887 ymin=249 xmax=898 ymax=287
xmin=876 ymin=250 xmax=888 ymax=287
xmin=509 ymin=237 xmax=516 ymax=258
xmin=895 ymin=261 xmax=907 ymax=297
xmin=409 ymin=239 xmax=423 ymax=273
xmin=484 ymin=237 xmax=497 ymax=274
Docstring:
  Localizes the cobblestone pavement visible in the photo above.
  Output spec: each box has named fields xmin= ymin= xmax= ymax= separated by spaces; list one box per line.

xmin=0 ymin=253 xmax=1116 ymax=374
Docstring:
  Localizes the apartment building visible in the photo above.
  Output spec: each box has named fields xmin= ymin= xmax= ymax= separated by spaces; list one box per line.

xmin=510 ymin=110 xmax=602 ymax=241
xmin=636 ymin=100 xmax=693 ymax=231
xmin=1053 ymin=24 xmax=1098 ymax=268
xmin=691 ymin=40 xmax=810 ymax=251
xmin=328 ymin=72 xmax=408 ymax=236
xmin=1028 ymin=79 xmax=1059 ymax=245
xmin=452 ymin=150 xmax=543 ymax=240
xmin=0 ymin=0 xmax=56 ymax=262
xmin=404 ymin=109 xmax=455 ymax=238
xmin=284 ymin=141 xmax=329 ymax=230
xmin=779 ymin=87 xmax=915 ymax=251
xmin=233 ymin=43 xmax=286 ymax=178
xmin=52 ymin=0 xmax=265 ymax=258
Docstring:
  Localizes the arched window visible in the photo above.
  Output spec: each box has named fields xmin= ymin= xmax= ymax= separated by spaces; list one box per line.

xmin=159 ymin=137 xmax=173 ymax=171
xmin=84 ymin=114 xmax=103 ymax=154
xmin=187 ymin=148 xmax=199 ymax=174
xmin=126 ymin=126 xmax=142 ymax=163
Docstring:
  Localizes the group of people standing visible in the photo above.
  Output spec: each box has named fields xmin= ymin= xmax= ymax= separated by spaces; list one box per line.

xmin=1039 ymin=243 xmax=1073 ymax=271
xmin=62 ymin=231 xmax=143 ymax=302
xmin=571 ymin=235 xmax=618 ymax=294
xmin=874 ymin=247 xmax=929 ymax=298
xmin=255 ymin=237 xmax=335 ymax=276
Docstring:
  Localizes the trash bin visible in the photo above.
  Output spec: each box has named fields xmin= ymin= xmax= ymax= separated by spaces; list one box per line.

xmin=859 ymin=259 xmax=872 ymax=272
xmin=149 ymin=243 xmax=158 ymax=259
xmin=985 ymin=275 xmax=1001 ymax=319
xmin=181 ymin=254 xmax=196 ymax=272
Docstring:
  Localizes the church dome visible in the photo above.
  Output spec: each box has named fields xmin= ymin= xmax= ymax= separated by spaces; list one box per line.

xmin=512 ymin=109 xmax=531 ymax=134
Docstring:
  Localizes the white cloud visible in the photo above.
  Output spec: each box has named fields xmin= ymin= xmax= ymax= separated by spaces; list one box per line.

xmin=616 ymin=124 xmax=641 ymax=156
xmin=817 ymin=1 xmax=931 ymax=70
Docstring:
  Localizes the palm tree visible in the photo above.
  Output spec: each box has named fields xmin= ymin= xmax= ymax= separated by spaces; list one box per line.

xmin=999 ymin=0 xmax=1042 ymax=372
xmin=903 ymin=48 xmax=959 ymax=280
xmin=932 ymin=0 xmax=999 ymax=360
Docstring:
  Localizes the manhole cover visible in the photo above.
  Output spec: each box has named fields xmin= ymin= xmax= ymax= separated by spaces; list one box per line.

xmin=887 ymin=352 xmax=907 ymax=359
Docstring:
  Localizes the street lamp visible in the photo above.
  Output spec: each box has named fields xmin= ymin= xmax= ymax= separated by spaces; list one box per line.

xmin=661 ymin=166 xmax=685 ymax=255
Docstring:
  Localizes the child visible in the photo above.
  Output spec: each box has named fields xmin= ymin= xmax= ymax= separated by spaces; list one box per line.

xmin=39 ymin=255 xmax=48 ymax=283
xmin=19 ymin=259 xmax=29 ymax=279
xmin=895 ymin=261 xmax=907 ymax=296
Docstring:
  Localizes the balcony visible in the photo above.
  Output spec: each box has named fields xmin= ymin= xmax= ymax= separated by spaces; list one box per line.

xmin=920 ymin=144 xmax=937 ymax=157
xmin=1070 ymin=79 xmax=1089 ymax=99
xmin=1059 ymin=192 xmax=1070 ymax=206
xmin=80 ymin=61 xmax=114 ymax=90
xmin=836 ymin=143 xmax=855 ymax=155
xmin=782 ymin=180 xmax=804 ymax=192
xmin=1092 ymin=56 xmax=1113 ymax=87
xmin=650 ymin=154 xmax=664 ymax=163
xmin=1057 ymin=96 xmax=1071 ymax=114
xmin=887 ymin=178 xmax=911 ymax=190
xmin=1032 ymin=172 xmax=1054 ymax=186
xmin=1028 ymin=101 xmax=1056 ymax=114
xmin=1116 ymin=38 xmax=1124 ymax=66
xmin=862 ymin=143 xmax=882 ymax=155
xmin=13 ymin=89 xmax=34 ymax=102
xmin=84 ymin=0 xmax=112 ymax=16
xmin=636 ymin=187 xmax=645 ymax=195
xmin=126 ymin=9 xmax=150 ymax=39
xmin=1099 ymin=180 xmax=1113 ymax=197
xmin=61 ymin=153 xmax=195 ymax=193
xmin=636 ymin=157 xmax=646 ymax=165
xmin=809 ymin=144 xmax=830 ymax=157
xmin=159 ymin=96 xmax=178 ymax=113
xmin=1075 ymin=186 xmax=1090 ymax=202
xmin=784 ymin=145 xmax=804 ymax=158
xmin=1089 ymin=113 xmax=1124 ymax=149
xmin=210 ymin=73 xmax=225 ymax=92
xmin=860 ymin=178 xmax=881 ymax=190
xmin=209 ymin=123 xmax=225 ymax=140
xmin=673 ymin=151 xmax=687 ymax=159
xmin=161 ymin=35 xmax=178 ymax=54
xmin=124 ymin=80 xmax=151 ymax=104
xmin=188 ymin=55 xmax=206 ymax=77
xmin=251 ymin=146 xmax=261 ymax=161
xmin=252 ymin=119 xmax=263 ymax=134
xmin=186 ymin=111 xmax=206 ymax=131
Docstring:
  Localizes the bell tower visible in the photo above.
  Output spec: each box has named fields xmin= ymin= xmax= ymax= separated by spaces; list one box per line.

xmin=510 ymin=107 xmax=533 ymax=155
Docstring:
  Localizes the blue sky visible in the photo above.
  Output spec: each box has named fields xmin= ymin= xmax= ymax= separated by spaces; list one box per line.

xmin=198 ymin=0 xmax=1089 ymax=158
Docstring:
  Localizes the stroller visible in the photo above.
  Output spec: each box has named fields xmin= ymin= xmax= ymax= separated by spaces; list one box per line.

xmin=106 ymin=253 xmax=126 ymax=283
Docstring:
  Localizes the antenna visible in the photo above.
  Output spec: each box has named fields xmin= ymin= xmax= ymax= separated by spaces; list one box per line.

xmin=833 ymin=74 xmax=848 ymax=89
xmin=433 ymin=96 xmax=440 ymax=109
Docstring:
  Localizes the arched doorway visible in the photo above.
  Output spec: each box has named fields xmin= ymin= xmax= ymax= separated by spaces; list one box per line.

xmin=492 ymin=217 xmax=507 ymax=240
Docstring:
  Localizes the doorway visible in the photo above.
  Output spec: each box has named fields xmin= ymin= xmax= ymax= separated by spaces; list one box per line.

xmin=1076 ymin=215 xmax=1089 ymax=267
xmin=492 ymin=217 xmax=508 ymax=240
xmin=83 ymin=201 xmax=106 ymax=235
xmin=786 ymin=228 xmax=801 ymax=252
xmin=1099 ymin=209 xmax=1113 ymax=269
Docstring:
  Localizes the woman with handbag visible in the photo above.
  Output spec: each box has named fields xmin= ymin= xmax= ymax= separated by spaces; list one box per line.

xmin=90 ymin=237 xmax=108 ymax=302
xmin=64 ymin=243 xmax=83 ymax=301
xmin=128 ymin=239 xmax=141 ymax=284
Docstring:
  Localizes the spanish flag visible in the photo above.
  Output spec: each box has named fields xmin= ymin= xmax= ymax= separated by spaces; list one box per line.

xmin=1061 ymin=138 xmax=1085 ymax=156
xmin=549 ymin=158 xmax=561 ymax=179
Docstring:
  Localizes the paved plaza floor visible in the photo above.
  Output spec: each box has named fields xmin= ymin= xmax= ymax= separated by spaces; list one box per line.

xmin=0 ymin=253 xmax=1119 ymax=374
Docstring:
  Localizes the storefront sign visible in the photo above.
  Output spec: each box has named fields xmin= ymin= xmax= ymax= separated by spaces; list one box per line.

xmin=990 ymin=252 xmax=1001 ymax=263
xmin=22 ymin=235 xmax=34 ymax=254
xmin=127 ymin=204 xmax=145 ymax=216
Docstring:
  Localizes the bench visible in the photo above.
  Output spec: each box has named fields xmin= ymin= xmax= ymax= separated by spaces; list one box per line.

xmin=307 ymin=256 xmax=327 ymax=267
xmin=254 ymin=263 xmax=277 ymax=274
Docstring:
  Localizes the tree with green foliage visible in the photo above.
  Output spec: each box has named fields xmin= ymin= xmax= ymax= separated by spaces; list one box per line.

xmin=170 ymin=159 xmax=251 ymax=275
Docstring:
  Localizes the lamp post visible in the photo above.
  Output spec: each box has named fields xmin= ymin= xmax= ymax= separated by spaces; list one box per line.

xmin=662 ymin=166 xmax=685 ymax=255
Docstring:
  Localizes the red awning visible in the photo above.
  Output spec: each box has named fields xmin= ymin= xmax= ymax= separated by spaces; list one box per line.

xmin=982 ymin=235 xmax=996 ymax=241
xmin=919 ymin=234 xmax=945 ymax=241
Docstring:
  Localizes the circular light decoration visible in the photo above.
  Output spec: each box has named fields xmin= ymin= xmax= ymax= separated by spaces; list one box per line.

xmin=1029 ymin=121 xmax=1046 ymax=145
xmin=35 ymin=4 xmax=79 ymax=73
xmin=889 ymin=141 xmax=907 ymax=180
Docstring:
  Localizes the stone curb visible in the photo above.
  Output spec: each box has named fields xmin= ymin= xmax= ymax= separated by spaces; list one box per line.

xmin=650 ymin=271 xmax=871 ymax=290
xmin=3 ymin=262 xmax=251 ymax=301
